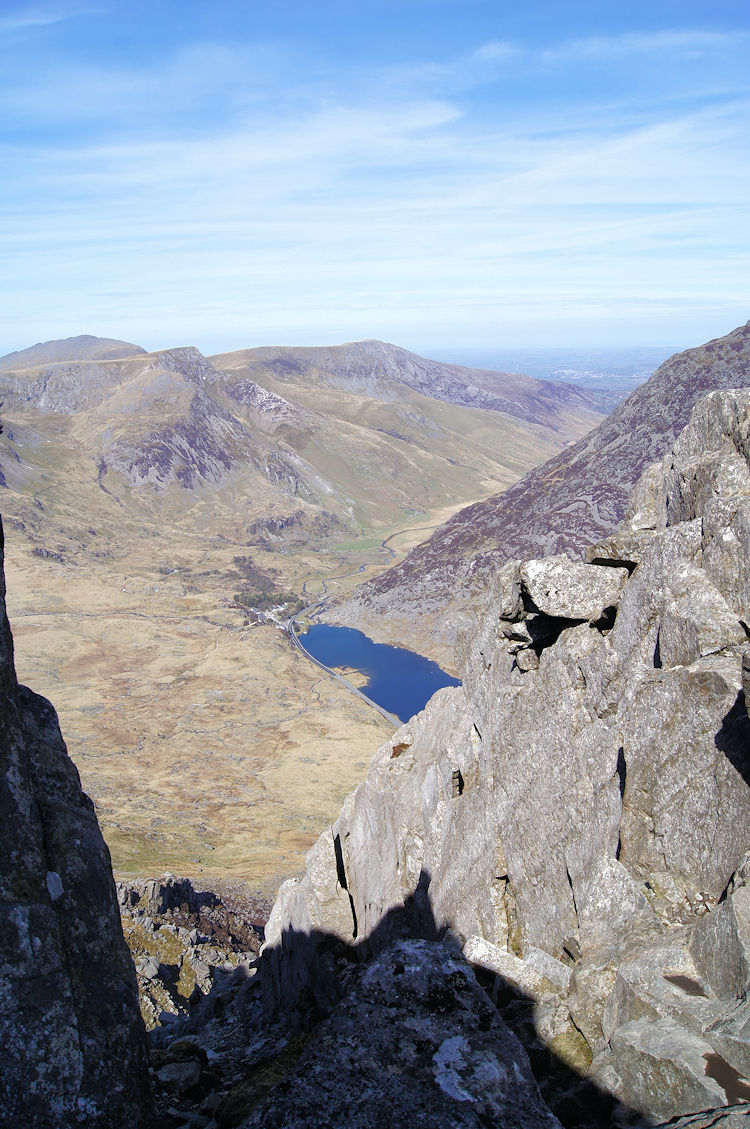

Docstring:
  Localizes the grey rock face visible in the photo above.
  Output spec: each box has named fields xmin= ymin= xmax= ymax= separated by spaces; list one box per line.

xmin=261 ymin=389 xmax=750 ymax=1123
xmin=608 ymin=1018 xmax=727 ymax=1121
xmin=652 ymin=1108 xmax=750 ymax=1129
xmin=243 ymin=940 xmax=562 ymax=1129
xmin=0 ymin=518 xmax=153 ymax=1127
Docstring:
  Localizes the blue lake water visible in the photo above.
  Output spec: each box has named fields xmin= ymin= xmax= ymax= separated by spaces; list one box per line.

xmin=297 ymin=623 xmax=461 ymax=723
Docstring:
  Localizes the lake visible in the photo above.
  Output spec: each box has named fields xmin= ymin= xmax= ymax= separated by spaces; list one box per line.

xmin=296 ymin=623 xmax=461 ymax=723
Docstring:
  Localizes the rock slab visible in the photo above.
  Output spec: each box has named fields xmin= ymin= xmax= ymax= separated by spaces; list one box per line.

xmin=260 ymin=388 xmax=750 ymax=1125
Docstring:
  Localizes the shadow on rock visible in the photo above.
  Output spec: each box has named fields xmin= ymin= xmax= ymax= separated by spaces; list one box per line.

xmin=715 ymin=688 xmax=750 ymax=787
xmin=153 ymin=868 xmax=650 ymax=1129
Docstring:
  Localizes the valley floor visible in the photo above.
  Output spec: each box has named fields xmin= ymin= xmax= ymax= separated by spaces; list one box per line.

xmin=4 ymin=501 xmax=467 ymax=888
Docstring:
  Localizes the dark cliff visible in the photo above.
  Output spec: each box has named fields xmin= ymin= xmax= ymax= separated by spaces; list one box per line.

xmin=0 ymin=517 xmax=153 ymax=1127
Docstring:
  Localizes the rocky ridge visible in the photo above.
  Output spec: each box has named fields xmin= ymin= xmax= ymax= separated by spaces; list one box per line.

xmin=329 ymin=320 xmax=750 ymax=666
xmin=0 ymin=344 xmax=315 ymax=495
xmin=256 ymin=387 xmax=750 ymax=1125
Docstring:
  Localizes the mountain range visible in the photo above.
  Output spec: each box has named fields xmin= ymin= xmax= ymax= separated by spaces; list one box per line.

xmin=0 ymin=334 xmax=603 ymax=558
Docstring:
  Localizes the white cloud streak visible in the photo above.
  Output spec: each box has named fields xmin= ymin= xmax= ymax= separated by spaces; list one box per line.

xmin=543 ymin=28 xmax=750 ymax=60
xmin=0 ymin=3 xmax=100 ymax=33
xmin=0 ymin=24 xmax=748 ymax=350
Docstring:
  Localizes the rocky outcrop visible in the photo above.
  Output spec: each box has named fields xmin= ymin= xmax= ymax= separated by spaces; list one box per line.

xmin=117 ymin=875 xmax=261 ymax=1031
xmin=261 ymin=388 xmax=750 ymax=1124
xmin=330 ymin=320 xmax=750 ymax=666
xmin=242 ymin=939 xmax=563 ymax=1128
xmin=0 ymin=517 xmax=153 ymax=1127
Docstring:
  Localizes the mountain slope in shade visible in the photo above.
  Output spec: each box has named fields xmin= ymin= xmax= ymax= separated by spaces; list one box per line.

xmin=328 ymin=320 xmax=750 ymax=669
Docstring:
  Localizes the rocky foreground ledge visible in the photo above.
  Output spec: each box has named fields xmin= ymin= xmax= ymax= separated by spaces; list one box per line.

xmin=0 ymin=516 xmax=153 ymax=1125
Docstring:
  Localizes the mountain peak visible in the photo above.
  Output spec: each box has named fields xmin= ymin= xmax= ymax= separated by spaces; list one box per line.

xmin=0 ymin=334 xmax=146 ymax=372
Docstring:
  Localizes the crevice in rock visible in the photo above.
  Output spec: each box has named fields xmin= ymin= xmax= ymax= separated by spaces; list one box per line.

xmin=451 ymin=768 xmax=464 ymax=797
xmin=332 ymin=833 xmax=358 ymax=940
xmin=591 ymin=605 xmax=617 ymax=634
xmin=614 ymin=746 xmax=625 ymax=862
xmin=653 ymin=633 xmax=662 ymax=668
xmin=525 ymin=613 xmax=582 ymax=661
xmin=715 ymin=691 xmax=750 ymax=788
xmin=616 ymin=747 xmax=627 ymax=799
xmin=565 ymin=863 xmax=580 ymax=932
xmin=587 ymin=555 xmax=638 ymax=575
xmin=563 ymin=935 xmax=582 ymax=962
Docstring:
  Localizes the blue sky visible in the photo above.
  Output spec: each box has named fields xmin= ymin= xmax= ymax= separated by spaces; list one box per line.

xmin=1 ymin=0 xmax=749 ymax=356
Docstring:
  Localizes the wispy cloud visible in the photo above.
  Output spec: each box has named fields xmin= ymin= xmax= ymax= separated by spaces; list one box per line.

xmin=0 ymin=15 xmax=749 ymax=351
xmin=472 ymin=41 xmax=518 ymax=63
xmin=542 ymin=29 xmax=750 ymax=61
xmin=0 ymin=4 xmax=101 ymax=34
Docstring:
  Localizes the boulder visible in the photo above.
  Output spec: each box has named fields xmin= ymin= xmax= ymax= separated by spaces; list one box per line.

xmin=705 ymin=998 xmax=750 ymax=1082
xmin=463 ymin=936 xmax=570 ymax=1002
xmin=602 ymin=941 xmax=723 ymax=1042
xmin=655 ymin=563 xmax=747 ymax=668
xmin=607 ymin=1018 xmax=727 ymax=1120
xmin=689 ymin=885 xmax=750 ymax=1002
xmin=519 ymin=556 xmax=629 ymax=621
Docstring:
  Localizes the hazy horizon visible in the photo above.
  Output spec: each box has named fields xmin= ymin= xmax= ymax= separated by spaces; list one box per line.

xmin=0 ymin=330 xmax=683 ymax=393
